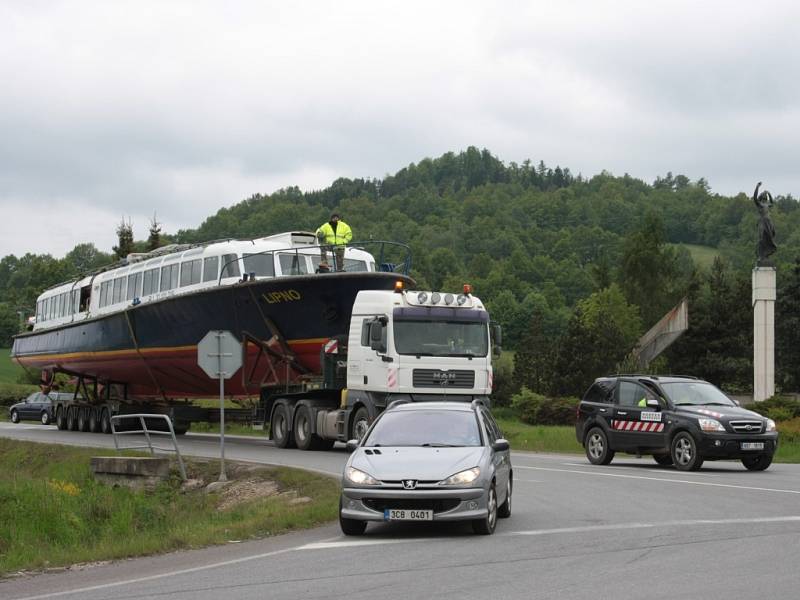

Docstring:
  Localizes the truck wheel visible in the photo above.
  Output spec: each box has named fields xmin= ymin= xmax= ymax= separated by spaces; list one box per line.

xmin=10 ymin=409 xmax=19 ymax=424
xmin=339 ymin=498 xmax=367 ymax=536
xmin=100 ymin=408 xmax=112 ymax=434
xmin=351 ymin=407 xmax=370 ymax=441
xmin=56 ymin=407 xmax=66 ymax=430
xmin=77 ymin=408 xmax=89 ymax=432
xmin=88 ymin=408 xmax=99 ymax=433
xmin=271 ymin=403 xmax=294 ymax=448
xmin=671 ymin=432 xmax=704 ymax=471
xmin=66 ymin=407 xmax=78 ymax=431
xmin=293 ymin=405 xmax=331 ymax=450
xmin=585 ymin=427 xmax=614 ymax=465
xmin=41 ymin=411 xmax=51 ymax=425
xmin=742 ymin=453 xmax=773 ymax=471
xmin=653 ymin=453 xmax=673 ymax=466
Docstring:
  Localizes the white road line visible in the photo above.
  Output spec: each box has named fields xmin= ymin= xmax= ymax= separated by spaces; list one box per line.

xmin=505 ymin=515 xmax=800 ymax=536
xmin=516 ymin=464 xmax=800 ymax=494
xmin=560 ymin=462 xmax=724 ymax=477
xmin=299 ymin=538 xmax=430 ymax=550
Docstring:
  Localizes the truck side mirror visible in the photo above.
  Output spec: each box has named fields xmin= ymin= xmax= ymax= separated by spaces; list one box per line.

xmin=490 ymin=322 xmax=502 ymax=357
xmin=369 ymin=320 xmax=387 ymax=353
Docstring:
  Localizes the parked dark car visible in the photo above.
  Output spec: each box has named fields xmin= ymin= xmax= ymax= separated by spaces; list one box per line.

xmin=576 ymin=375 xmax=779 ymax=471
xmin=9 ymin=392 xmax=72 ymax=425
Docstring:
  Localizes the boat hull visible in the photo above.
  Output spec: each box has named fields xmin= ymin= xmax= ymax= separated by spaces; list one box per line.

xmin=12 ymin=272 xmax=412 ymax=398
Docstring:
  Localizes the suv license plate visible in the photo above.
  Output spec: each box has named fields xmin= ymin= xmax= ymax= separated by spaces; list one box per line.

xmin=384 ymin=509 xmax=433 ymax=521
xmin=741 ymin=442 xmax=764 ymax=451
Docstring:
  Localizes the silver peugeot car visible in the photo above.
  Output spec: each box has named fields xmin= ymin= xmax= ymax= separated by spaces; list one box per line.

xmin=339 ymin=400 xmax=512 ymax=535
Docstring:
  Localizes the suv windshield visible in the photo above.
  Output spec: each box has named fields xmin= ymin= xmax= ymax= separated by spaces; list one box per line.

xmin=364 ymin=410 xmax=482 ymax=447
xmin=661 ymin=382 xmax=736 ymax=407
xmin=394 ymin=321 xmax=488 ymax=357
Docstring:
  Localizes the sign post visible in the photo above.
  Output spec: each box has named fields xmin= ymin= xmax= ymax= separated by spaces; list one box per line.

xmin=198 ymin=331 xmax=242 ymax=482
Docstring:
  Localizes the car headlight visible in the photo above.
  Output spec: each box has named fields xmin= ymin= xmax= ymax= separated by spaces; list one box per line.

xmin=698 ymin=418 xmax=725 ymax=432
xmin=345 ymin=467 xmax=379 ymax=486
xmin=766 ymin=419 xmax=777 ymax=433
xmin=441 ymin=467 xmax=481 ymax=486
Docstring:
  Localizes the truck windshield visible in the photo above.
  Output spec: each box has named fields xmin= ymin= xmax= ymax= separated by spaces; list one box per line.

xmin=364 ymin=410 xmax=482 ymax=447
xmin=661 ymin=382 xmax=736 ymax=407
xmin=394 ymin=320 xmax=488 ymax=357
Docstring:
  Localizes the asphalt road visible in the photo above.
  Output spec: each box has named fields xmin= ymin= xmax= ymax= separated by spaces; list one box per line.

xmin=1 ymin=422 xmax=799 ymax=600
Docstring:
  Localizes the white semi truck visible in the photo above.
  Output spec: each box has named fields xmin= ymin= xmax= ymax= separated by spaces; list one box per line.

xmin=266 ymin=284 xmax=501 ymax=450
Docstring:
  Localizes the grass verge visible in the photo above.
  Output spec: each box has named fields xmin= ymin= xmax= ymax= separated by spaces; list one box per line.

xmin=0 ymin=439 xmax=339 ymax=576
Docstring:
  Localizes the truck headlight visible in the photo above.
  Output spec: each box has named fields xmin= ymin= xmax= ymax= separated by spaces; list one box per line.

xmin=766 ymin=419 xmax=777 ymax=432
xmin=441 ymin=467 xmax=480 ymax=485
xmin=698 ymin=418 xmax=725 ymax=432
xmin=346 ymin=467 xmax=379 ymax=485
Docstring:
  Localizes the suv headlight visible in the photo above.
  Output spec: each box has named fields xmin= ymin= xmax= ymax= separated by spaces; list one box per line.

xmin=346 ymin=467 xmax=379 ymax=485
xmin=766 ymin=419 xmax=777 ymax=433
xmin=698 ymin=418 xmax=725 ymax=432
xmin=441 ymin=467 xmax=481 ymax=486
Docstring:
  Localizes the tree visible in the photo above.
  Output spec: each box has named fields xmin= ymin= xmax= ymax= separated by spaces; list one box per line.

xmin=0 ymin=302 xmax=20 ymax=346
xmin=147 ymin=213 xmax=163 ymax=251
xmin=513 ymin=310 xmax=554 ymax=394
xmin=113 ymin=218 xmax=134 ymax=259
xmin=64 ymin=243 xmax=111 ymax=274
xmin=776 ymin=258 xmax=800 ymax=391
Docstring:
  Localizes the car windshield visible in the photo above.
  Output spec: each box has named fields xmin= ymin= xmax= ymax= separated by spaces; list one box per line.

xmin=394 ymin=320 xmax=488 ymax=357
xmin=661 ymin=382 xmax=736 ymax=407
xmin=363 ymin=410 xmax=482 ymax=447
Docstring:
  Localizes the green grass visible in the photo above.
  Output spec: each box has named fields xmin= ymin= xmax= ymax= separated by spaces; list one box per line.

xmin=670 ymin=243 xmax=720 ymax=270
xmin=0 ymin=439 xmax=339 ymax=576
xmin=189 ymin=422 xmax=263 ymax=436
xmin=0 ymin=348 xmax=25 ymax=385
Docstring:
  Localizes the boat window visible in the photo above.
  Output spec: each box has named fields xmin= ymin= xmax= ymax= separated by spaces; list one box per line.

xmin=99 ymin=281 xmax=110 ymax=308
xmin=221 ymin=253 xmax=240 ymax=278
xmin=180 ymin=259 xmax=202 ymax=287
xmin=127 ymin=272 xmax=143 ymax=300
xmin=243 ymin=253 xmax=274 ymax=277
xmin=113 ymin=277 xmax=126 ymax=304
xmin=36 ymin=300 xmax=42 ymax=322
xmin=203 ymin=256 xmax=219 ymax=282
xmin=278 ymin=253 xmax=308 ymax=275
xmin=344 ymin=258 xmax=367 ymax=272
xmin=142 ymin=268 xmax=159 ymax=296
xmin=160 ymin=263 xmax=179 ymax=291
xmin=60 ymin=293 xmax=67 ymax=317
xmin=72 ymin=289 xmax=80 ymax=314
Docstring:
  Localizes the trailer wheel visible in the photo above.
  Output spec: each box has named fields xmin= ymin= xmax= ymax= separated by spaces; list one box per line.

xmin=271 ymin=403 xmax=294 ymax=448
xmin=66 ymin=406 xmax=78 ymax=431
xmin=56 ymin=406 xmax=66 ymax=430
xmin=100 ymin=408 xmax=112 ymax=434
xmin=88 ymin=408 xmax=100 ymax=433
xmin=77 ymin=408 xmax=90 ymax=432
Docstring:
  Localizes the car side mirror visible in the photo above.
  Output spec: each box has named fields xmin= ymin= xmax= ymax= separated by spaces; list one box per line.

xmin=345 ymin=439 xmax=359 ymax=453
xmin=646 ymin=399 xmax=660 ymax=409
xmin=492 ymin=438 xmax=510 ymax=452
xmin=733 ymin=399 xmax=741 ymax=407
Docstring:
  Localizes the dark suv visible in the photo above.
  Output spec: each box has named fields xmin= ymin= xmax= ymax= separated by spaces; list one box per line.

xmin=576 ymin=375 xmax=779 ymax=471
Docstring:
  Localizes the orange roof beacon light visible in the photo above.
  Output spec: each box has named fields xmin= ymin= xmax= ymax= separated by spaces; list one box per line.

xmin=394 ymin=280 xmax=404 ymax=293
xmin=463 ymin=283 xmax=472 ymax=295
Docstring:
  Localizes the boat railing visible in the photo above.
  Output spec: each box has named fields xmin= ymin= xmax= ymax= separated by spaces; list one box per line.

xmin=217 ymin=239 xmax=412 ymax=285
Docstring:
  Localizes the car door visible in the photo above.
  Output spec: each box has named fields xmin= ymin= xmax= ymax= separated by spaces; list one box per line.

xmin=611 ymin=381 xmax=665 ymax=449
xmin=23 ymin=393 xmax=41 ymax=419
xmin=480 ymin=407 xmax=509 ymax=492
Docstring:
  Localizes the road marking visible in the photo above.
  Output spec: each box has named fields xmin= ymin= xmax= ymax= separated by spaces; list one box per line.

xmin=516 ymin=465 xmax=800 ymax=494
xmin=299 ymin=538 xmax=430 ymax=550
xmin=505 ymin=515 xmax=800 ymax=536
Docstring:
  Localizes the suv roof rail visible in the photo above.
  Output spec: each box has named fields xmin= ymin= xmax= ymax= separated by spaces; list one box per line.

xmin=609 ymin=374 xmax=659 ymax=379
xmin=662 ymin=374 xmax=700 ymax=380
xmin=471 ymin=398 xmax=488 ymax=409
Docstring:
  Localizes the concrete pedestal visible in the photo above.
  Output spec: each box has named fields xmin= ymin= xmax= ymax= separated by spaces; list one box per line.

xmin=752 ymin=267 xmax=776 ymax=402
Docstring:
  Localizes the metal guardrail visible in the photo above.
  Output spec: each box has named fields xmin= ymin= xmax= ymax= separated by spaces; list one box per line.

xmin=110 ymin=413 xmax=187 ymax=481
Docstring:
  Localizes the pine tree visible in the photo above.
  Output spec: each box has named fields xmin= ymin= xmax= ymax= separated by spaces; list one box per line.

xmin=147 ymin=213 xmax=162 ymax=251
xmin=113 ymin=218 xmax=134 ymax=259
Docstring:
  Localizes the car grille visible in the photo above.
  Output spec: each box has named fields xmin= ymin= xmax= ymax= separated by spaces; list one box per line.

xmin=729 ymin=420 xmax=764 ymax=434
xmin=412 ymin=369 xmax=475 ymax=388
xmin=363 ymin=498 xmax=461 ymax=513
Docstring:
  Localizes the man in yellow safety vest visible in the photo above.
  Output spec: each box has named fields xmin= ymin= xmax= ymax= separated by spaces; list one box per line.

xmin=315 ymin=213 xmax=353 ymax=272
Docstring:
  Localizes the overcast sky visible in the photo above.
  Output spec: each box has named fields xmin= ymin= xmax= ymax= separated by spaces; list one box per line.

xmin=2 ymin=1 xmax=799 ymax=258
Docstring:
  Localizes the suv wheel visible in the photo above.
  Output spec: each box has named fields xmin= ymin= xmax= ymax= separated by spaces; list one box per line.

xmin=742 ymin=453 xmax=773 ymax=471
xmin=585 ymin=427 xmax=615 ymax=465
xmin=671 ymin=432 xmax=704 ymax=471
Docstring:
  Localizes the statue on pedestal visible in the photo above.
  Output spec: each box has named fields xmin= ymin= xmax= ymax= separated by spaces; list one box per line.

xmin=753 ymin=182 xmax=777 ymax=265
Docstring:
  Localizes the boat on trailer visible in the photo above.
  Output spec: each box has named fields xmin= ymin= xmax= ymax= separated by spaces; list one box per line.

xmin=11 ymin=232 xmax=413 ymax=399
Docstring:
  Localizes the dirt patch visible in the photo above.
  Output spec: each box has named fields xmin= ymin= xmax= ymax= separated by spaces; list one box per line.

xmin=216 ymin=479 xmax=279 ymax=511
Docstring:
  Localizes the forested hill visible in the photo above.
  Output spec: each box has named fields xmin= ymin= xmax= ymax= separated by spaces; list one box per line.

xmin=3 ymin=147 xmax=800 ymax=394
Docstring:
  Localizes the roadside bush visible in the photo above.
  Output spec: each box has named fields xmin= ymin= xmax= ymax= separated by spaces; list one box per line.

xmin=0 ymin=382 xmax=37 ymax=407
xmin=747 ymin=396 xmax=800 ymax=421
xmin=777 ymin=418 xmax=800 ymax=443
xmin=511 ymin=387 xmax=578 ymax=426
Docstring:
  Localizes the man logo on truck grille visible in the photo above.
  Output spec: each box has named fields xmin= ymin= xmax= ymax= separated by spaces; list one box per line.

xmin=433 ymin=371 xmax=456 ymax=386
xmin=402 ymin=479 xmax=418 ymax=490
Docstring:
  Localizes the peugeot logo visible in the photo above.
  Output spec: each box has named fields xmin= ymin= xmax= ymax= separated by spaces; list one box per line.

xmin=402 ymin=479 xmax=418 ymax=490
